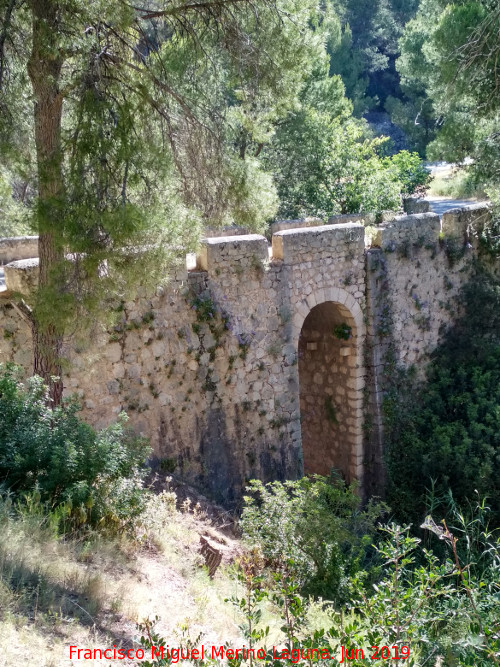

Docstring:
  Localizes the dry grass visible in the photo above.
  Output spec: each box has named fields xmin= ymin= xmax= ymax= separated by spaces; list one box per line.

xmin=0 ymin=486 xmax=244 ymax=666
xmin=428 ymin=168 xmax=487 ymax=199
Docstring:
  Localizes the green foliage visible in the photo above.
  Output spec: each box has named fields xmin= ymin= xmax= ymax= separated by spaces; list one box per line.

xmin=138 ymin=616 xmax=218 ymax=667
xmin=262 ymin=27 xmax=429 ymax=219
xmin=222 ymin=509 xmax=499 ymax=666
xmin=226 ymin=549 xmax=271 ymax=658
xmin=138 ymin=491 xmax=499 ymax=667
xmin=0 ymin=165 xmax=32 ymax=237
xmin=0 ymin=0 xmax=330 ymax=380
xmin=264 ymin=104 xmax=404 ymax=218
xmin=385 ymin=269 xmax=500 ymax=526
xmin=329 ymin=0 xmax=420 ymax=114
xmin=332 ymin=322 xmax=352 ymax=340
xmin=0 ymin=364 xmax=150 ymax=533
xmin=240 ymin=476 xmax=387 ymax=602
xmin=429 ymin=167 xmax=487 ymax=200
xmin=346 ymin=518 xmax=500 ymax=666
xmin=480 ymin=187 xmax=500 ymax=257
xmin=382 ymin=150 xmax=431 ymax=197
xmin=328 ymin=22 xmax=371 ymax=116
xmin=385 ymin=94 xmax=436 ymax=156
xmin=397 ymin=0 xmax=500 ymax=180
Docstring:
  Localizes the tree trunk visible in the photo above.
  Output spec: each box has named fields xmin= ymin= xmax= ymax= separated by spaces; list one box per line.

xmin=28 ymin=0 xmax=65 ymax=406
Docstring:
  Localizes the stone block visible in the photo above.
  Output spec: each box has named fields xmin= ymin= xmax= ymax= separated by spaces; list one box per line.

xmin=403 ymin=198 xmax=430 ymax=214
xmin=196 ymin=234 xmax=268 ymax=272
xmin=328 ymin=213 xmax=368 ymax=225
xmin=0 ymin=236 xmax=38 ymax=265
xmin=441 ymin=203 xmax=491 ymax=240
xmin=375 ymin=212 xmax=440 ymax=249
xmin=272 ymin=223 xmax=364 ymax=264
xmin=4 ymin=258 xmax=39 ymax=293
xmin=106 ymin=342 xmax=123 ymax=363
xmin=269 ymin=218 xmax=323 ymax=236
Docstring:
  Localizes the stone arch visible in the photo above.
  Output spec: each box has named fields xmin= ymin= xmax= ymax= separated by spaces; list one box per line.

xmin=295 ymin=288 xmax=365 ymax=485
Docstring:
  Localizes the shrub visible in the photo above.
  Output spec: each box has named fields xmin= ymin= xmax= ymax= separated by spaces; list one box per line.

xmin=383 ymin=150 xmax=431 ymax=198
xmin=240 ymin=475 xmax=387 ymax=602
xmin=264 ymin=109 xmax=404 ymax=219
xmin=226 ymin=506 xmax=499 ymax=667
xmin=0 ymin=364 xmax=151 ymax=533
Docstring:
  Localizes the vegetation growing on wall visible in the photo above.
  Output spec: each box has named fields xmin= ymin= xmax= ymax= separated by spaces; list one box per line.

xmin=384 ymin=267 xmax=500 ymax=527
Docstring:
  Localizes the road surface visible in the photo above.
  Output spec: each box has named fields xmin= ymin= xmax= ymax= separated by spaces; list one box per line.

xmin=425 ymin=197 xmax=478 ymax=216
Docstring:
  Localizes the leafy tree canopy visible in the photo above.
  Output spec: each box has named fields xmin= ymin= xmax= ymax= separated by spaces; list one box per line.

xmin=397 ymin=0 xmax=500 ymax=181
xmin=329 ymin=0 xmax=420 ymax=114
xmin=0 ymin=0 xmax=330 ymax=400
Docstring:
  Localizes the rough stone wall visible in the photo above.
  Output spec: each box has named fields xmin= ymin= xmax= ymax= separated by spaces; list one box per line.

xmin=403 ymin=198 xmax=430 ymax=215
xmin=371 ymin=211 xmax=484 ymax=367
xmin=0 ymin=237 xmax=38 ymax=265
xmin=273 ymin=223 xmax=365 ymax=480
xmin=0 ymin=206 xmax=493 ymax=502
xmin=0 ymin=224 xmax=367 ymax=504
xmin=362 ymin=207 xmax=492 ymax=495
xmin=370 ymin=213 xmax=458 ymax=367
xmin=272 ymin=224 xmax=366 ymax=485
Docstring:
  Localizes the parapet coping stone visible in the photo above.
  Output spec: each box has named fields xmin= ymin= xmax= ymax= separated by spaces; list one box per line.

xmin=367 ymin=212 xmax=440 ymax=249
xmin=0 ymin=236 xmax=39 ymax=265
xmin=269 ymin=218 xmax=324 ymax=235
xmin=196 ymin=234 xmax=268 ymax=271
xmin=328 ymin=213 xmax=367 ymax=225
xmin=4 ymin=257 xmax=39 ymax=293
xmin=381 ymin=212 xmax=440 ymax=227
xmin=272 ymin=222 xmax=364 ymax=262
xmin=274 ymin=221 xmax=363 ymax=237
xmin=5 ymin=257 xmax=40 ymax=269
xmin=441 ymin=203 xmax=492 ymax=238
xmin=201 ymin=234 xmax=267 ymax=246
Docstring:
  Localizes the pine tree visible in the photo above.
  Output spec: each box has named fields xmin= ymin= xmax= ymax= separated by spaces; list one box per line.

xmin=0 ymin=0 xmax=319 ymax=404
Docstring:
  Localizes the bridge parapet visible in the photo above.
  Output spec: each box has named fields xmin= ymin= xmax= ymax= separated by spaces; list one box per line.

xmin=195 ymin=234 xmax=268 ymax=273
xmin=268 ymin=218 xmax=323 ymax=236
xmin=371 ymin=213 xmax=440 ymax=251
xmin=272 ymin=222 xmax=364 ymax=264
xmin=4 ymin=258 xmax=39 ymax=293
xmin=441 ymin=203 xmax=491 ymax=241
xmin=0 ymin=236 xmax=38 ymax=265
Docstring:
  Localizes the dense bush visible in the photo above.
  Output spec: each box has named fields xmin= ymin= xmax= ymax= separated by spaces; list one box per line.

xmin=240 ymin=475 xmax=387 ymax=602
xmin=265 ymin=109 xmax=404 ymax=219
xmin=385 ymin=269 xmax=500 ymax=526
xmin=382 ymin=150 xmax=431 ymax=197
xmin=0 ymin=364 xmax=150 ymax=532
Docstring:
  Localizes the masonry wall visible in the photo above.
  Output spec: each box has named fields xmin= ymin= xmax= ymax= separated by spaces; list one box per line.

xmin=298 ymin=301 xmax=360 ymax=478
xmin=0 ymin=236 xmax=38 ymax=265
xmin=362 ymin=207 xmax=492 ymax=494
xmin=0 ymin=206 xmax=493 ymax=503
xmin=0 ymin=224 xmax=367 ymax=505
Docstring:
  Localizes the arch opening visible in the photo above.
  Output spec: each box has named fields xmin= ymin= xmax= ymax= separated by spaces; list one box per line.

xmin=298 ymin=301 xmax=362 ymax=482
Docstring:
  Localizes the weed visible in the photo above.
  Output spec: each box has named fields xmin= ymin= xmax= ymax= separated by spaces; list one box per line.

xmin=332 ymin=323 xmax=352 ymax=340
xmin=324 ymin=395 xmax=338 ymax=425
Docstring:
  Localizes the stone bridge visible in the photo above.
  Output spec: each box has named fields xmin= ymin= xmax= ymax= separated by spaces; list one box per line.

xmin=0 ymin=204 xmax=493 ymax=505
